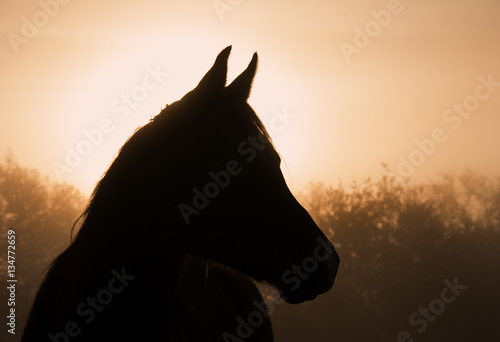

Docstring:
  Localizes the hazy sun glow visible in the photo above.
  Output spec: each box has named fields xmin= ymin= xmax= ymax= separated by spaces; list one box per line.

xmin=53 ymin=33 xmax=305 ymax=192
xmin=1 ymin=0 xmax=499 ymax=195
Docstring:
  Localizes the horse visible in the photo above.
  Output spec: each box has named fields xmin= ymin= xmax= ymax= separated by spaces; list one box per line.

xmin=22 ymin=46 xmax=340 ymax=341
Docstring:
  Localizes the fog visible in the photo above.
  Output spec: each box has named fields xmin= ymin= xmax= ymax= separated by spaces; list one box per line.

xmin=1 ymin=154 xmax=499 ymax=340
xmin=1 ymin=1 xmax=499 ymax=341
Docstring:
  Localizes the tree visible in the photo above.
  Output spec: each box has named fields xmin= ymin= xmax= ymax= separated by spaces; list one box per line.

xmin=0 ymin=151 xmax=85 ymax=340
xmin=271 ymin=169 xmax=500 ymax=341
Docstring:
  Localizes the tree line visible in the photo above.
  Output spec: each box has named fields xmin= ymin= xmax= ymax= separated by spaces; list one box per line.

xmin=271 ymin=166 xmax=500 ymax=341
xmin=1 ymin=153 xmax=499 ymax=341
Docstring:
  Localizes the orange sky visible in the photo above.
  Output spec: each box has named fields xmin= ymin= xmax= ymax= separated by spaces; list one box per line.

xmin=1 ymin=0 xmax=499 ymax=195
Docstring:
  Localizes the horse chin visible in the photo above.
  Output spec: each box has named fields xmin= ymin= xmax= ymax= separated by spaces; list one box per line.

xmin=282 ymin=293 xmax=318 ymax=304
xmin=274 ymin=257 xmax=339 ymax=305
xmin=274 ymin=281 xmax=327 ymax=304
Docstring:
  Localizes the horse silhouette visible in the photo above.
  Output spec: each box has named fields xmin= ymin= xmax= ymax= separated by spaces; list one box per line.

xmin=22 ymin=46 xmax=340 ymax=341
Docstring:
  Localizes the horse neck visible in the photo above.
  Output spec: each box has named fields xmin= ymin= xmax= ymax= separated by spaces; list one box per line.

xmin=43 ymin=213 xmax=187 ymax=323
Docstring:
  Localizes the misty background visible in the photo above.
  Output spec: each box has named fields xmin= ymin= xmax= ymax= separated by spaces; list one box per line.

xmin=1 ymin=0 xmax=500 ymax=194
xmin=1 ymin=153 xmax=499 ymax=341
xmin=1 ymin=0 xmax=500 ymax=341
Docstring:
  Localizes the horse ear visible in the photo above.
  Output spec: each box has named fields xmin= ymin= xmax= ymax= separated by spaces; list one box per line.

xmin=195 ymin=46 xmax=232 ymax=93
xmin=226 ymin=52 xmax=258 ymax=100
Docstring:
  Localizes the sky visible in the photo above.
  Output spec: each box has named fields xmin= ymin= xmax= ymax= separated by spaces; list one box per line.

xmin=1 ymin=0 xmax=499 ymax=196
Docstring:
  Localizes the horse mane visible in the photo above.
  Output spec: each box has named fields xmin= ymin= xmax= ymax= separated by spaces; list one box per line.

xmin=67 ymin=97 xmax=275 ymax=244
xmin=68 ymin=121 xmax=155 ymax=242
